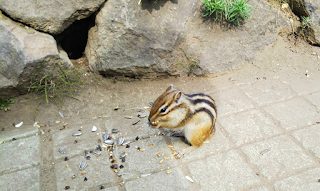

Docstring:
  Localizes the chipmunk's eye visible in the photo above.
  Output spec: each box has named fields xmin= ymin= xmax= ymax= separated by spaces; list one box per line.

xmin=160 ymin=106 xmax=167 ymax=113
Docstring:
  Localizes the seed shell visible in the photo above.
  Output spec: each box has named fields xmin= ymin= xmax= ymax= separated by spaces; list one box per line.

xmin=79 ymin=161 xmax=87 ymax=170
xmin=59 ymin=147 xmax=66 ymax=154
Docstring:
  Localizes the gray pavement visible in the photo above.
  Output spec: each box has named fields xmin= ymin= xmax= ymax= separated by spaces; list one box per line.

xmin=1 ymin=40 xmax=320 ymax=190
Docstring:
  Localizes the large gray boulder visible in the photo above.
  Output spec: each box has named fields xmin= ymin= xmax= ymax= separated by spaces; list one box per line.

xmin=304 ymin=0 xmax=320 ymax=44
xmin=0 ymin=0 xmax=105 ymax=35
xmin=85 ymin=0 xmax=289 ymax=77
xmin=0 ymin=15 xmax=73 ymax=99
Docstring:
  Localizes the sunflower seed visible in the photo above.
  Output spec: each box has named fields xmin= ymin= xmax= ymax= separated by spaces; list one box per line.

xmin=140 ymin=173 xmax=152 ymax=178
xmin=92 ymin=151 xmax=101 ymax=157
xmin=260 ymin=149 xmax=270 ymax=155
xmin=132 ymin=120 xmax=140 ymax=125
xmin=117 ymin=136 xmax=124 ymax=145
xmin=59 ymin=147 xmax=66 ymax=154
xmin=73 ymin=131 xmax=82 ymax=136
xmin=59 ymin=111 xmax=64 ymax=118
xmin=119 ymin=152 xmax=127 ymax=159
xmin=79 ymin=161 xmax=87 ymax=170
xmin=15 ymin=122 xmax=23 ymax=128
xmin=104 ymin=140 xmax=114 ymax=145
xmin=96 ymin=145 xmax=102 ymax=151
xmin=112 ymin=129 xmax=119 ymax=133
xmin=84 ymin=150 xmax=90 ymax=158
xmin=122 ymin=141 xmax=131 ymax=145
xmin=185 ymin=175 xmax=194 ymax=183
xmin=149 ymin=102 xmax=153 ymax=107
xmin=137 ymin=113 xmax=147 ymax=118
xmin=102 ymin=134 xmax=108 ymax=141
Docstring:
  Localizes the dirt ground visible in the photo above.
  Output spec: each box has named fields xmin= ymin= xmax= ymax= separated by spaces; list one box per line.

xmin=1 ymin=29 xmax=320 ymax=190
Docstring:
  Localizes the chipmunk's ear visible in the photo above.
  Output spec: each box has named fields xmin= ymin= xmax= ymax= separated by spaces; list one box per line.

xmin=166 ymin=84 xmax=173 ymax=91
xmin=174 ymin=91 xmax=182 ymax=103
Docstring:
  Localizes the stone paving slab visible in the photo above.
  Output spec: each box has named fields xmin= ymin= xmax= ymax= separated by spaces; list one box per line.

xmin=54 ymin=154 xmax=117 ymax=191
xmin=264 ymin=98 xmax=320 ymax=130
xmin=211 ymin=88 xmax=254 ymax=117
xmin=292 ymin=124 xmax=320 ymax=159
xmin=219 ymin=109 xmax=282 ymax=147
xmin=187 ymin=149 xmax=261 ymax=191
xmin=116 ymin=136 xmax=176 ymax=181
xmin=0 ymin=135 xmax=40 ymax=174
xmin=0 ymin=166 xmax=40 ymax=191
xmin=0 ymin=124 xmax=38 ymax=143
xmin=240 ymin=80 xmax=295 ymax=106
xmin=273 ymin=167 xmax=320 ymax=191
xmin=125 ymin=167 xmax=191 ymax=191
xmin=240 ymin=135 xmax=317 ymax=180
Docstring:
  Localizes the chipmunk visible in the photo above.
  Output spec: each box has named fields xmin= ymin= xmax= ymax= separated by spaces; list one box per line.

xmin=148 ymin=85 xmax=217 ymax=158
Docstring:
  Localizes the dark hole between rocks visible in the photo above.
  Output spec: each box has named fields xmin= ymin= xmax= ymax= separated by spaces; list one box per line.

xmin=55 ymin=14 xmax=96 ymax=59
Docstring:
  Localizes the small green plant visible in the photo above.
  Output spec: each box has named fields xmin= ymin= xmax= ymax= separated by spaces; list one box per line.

xmin=176 ymin=48 xmax=197 ymax=75
xmin=27 ymin=62 xmax=83 ymax=104
xmin=0 ymin=98 xmax=15 ymax=112
xmin=301 ymin=16 xmax=312 ymax=29
xmin=202 ymin=0 xmax=253 ymax=25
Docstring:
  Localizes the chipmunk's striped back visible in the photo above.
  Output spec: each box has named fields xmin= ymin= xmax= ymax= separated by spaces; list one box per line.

xmin=185 ymin=93 xmax=217 ymax=131
xmin=149 ymin=85 xmax=217 ymax=148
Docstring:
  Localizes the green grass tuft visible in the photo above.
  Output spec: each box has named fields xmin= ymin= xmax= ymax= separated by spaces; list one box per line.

xmin=27 ymin=62 xmax=83 ymax=105
xmin=202 ymin=0 xmax=253 ymax=25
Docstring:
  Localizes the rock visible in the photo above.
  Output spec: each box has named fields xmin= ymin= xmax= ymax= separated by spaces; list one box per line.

xmin=304 ymin=0 xmax=320 ymax=44
xmin=0 ymin=15 xmax=73 ymax=99
xmin=86 ymin=0 xmax=289 ymax=77
xmin=0 ymin=0 xmax=105 ymax=35
xmin=288 ymin=0 xmax=320 ymax=45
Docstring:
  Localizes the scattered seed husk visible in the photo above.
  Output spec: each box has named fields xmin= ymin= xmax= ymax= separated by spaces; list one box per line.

xmin=156 ymin=153 xmax=161 ymax=157
xmin=135 ymin=136 xmax=139 ymax=140
xmin=84 ymin=177 xmax=88 ymax=181
xmin=168 ymin=145 xmax=174 ymax=148
xmin=55 ymin=121 xmax=60 ymax=124
xmin=81 ymin=171 xmax=86 ymax=175
xmin=15 ymin=122 xmax=23 ymax=128
xmin=59 ymin=147 xmax=66 ymax=154
xmin=166 ymin=170 xmax=171 ymax=174
xmin=102 ymin=134 xmax=108 ymax=141
xmin=132 ymin=120 xmax=140 ymax=125
xmin=185 ymin=175 xmax=194 ymax=183
xmin=149 ymin=102 xmax=153 ymax=107
xmin=100 ymin=185 xmax=105 ymax=189
xmin=117 ymin=136 xmax=124 ymax=145
xmin=139 ymin=148 xmax=145 ymax=152
xmin=92 ymin=151 xmax=101 ymax=157
xmin=104 ymin=140 xmax=114 ymax=145
xmin=112 ymin=129 xmax=119 ymax=133
xmin=64 ymin=157 xmax=69 ymax=161
xmin=122 ymin=140 xmax=131 ymax=145
xmin=73 ymin=131 xmax=82 ymax=136
xmin=66 ymin=164 xmax=69 ymax=168
xmin=125 ymin=116 xmax=132 ymax=119
xmin=79 ymin=161 xmax=87 ymax=170
xmin=59 ymin=112 xmax=64 ymax=118
xmin=137 ymin=113 xmax=147 ymax=118
xmin=159 ymin=159 xmax=164 ymax=164
xmin=65 ymin=186 xmax=70 ymax=190
xmin=114 ymin=106 xmax=119 ymax=110
xmin=260 ymin=149 xmax=270 ymax=155
xmin=140 ymin=173 xmax=152 ymax=178
xmin=120 ymin=152 xmax=127 ymax=158
xmin=71 ymin=175 xmax=76 ymax=179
